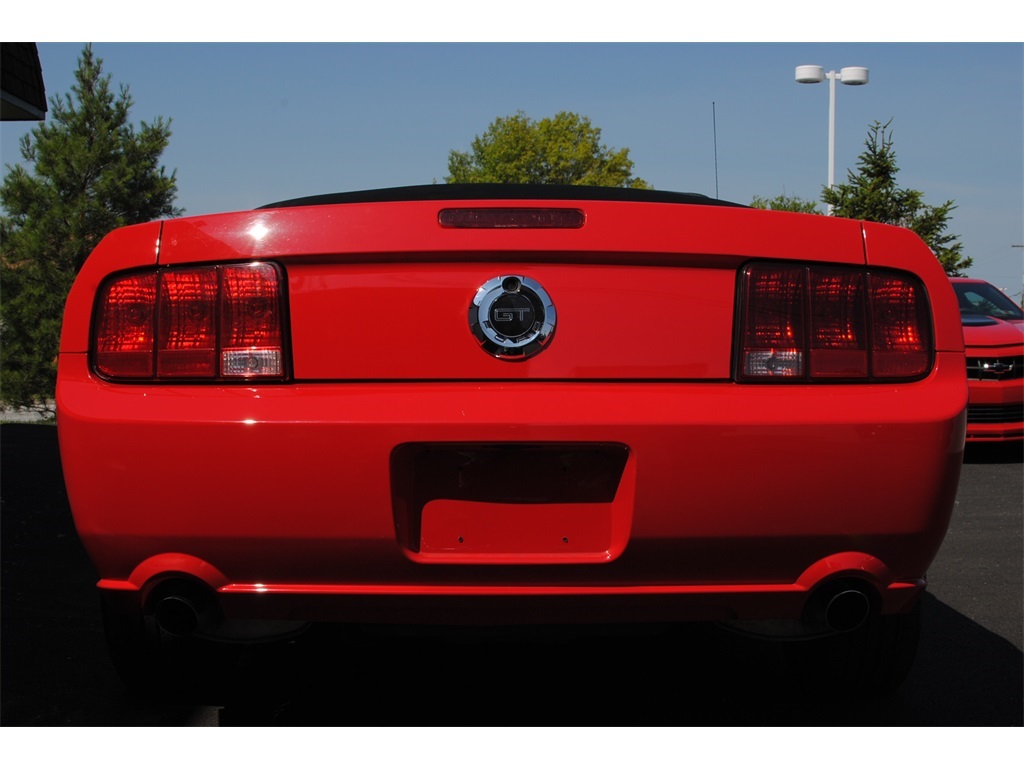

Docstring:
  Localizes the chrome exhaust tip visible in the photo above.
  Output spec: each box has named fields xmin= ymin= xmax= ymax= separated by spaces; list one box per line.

xmin=154 ymin=594 xmax=203 ymax=637
xmin=823 ymin=587 xmax=872 ymax=633
xmin=806 ymin=579 xmax=874 ymax=634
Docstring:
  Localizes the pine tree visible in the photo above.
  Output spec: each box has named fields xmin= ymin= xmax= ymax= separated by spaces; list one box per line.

xmin=1 ymin=44 xmax=181 ymax=405
xmin=822 ymin=119 xmax=972 ymax=275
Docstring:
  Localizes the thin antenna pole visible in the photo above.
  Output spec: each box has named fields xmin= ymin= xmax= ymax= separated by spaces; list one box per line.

xmin=712 ymin=102 xmax=719 ymax=199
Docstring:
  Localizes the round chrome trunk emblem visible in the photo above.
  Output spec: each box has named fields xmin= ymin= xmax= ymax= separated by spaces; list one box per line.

xmin=469 ymin=275 xmax=556 ymax=360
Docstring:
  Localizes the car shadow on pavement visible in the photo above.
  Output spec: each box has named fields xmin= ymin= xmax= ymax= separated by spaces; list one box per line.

xmin=964 ymin=441 xmax=1024 ymax=465
xmin=206 ymin=594 xmax=1023 ymax=726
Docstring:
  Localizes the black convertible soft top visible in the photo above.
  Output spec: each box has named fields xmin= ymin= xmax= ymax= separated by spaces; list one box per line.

xmin=259 ymin=184 xmax=746 ymax=210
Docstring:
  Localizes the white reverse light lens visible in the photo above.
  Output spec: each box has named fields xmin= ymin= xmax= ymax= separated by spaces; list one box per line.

xmin=221 ymin=348 xmax=283 ymax=377
xmin=744 ymin=349 xmax=804 ymax=378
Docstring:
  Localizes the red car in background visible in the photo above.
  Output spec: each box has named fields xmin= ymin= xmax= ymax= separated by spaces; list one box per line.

xmin=56 ymin=185 xmax=967 ymax=697
xmin=950 ymin=278 xmax=1024 ymax=442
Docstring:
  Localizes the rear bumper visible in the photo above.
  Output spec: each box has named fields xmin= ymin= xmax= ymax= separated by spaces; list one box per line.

xmin=965 ymin=377 xmax=1024 ymax=442
xmin=57 ymin=351 xmax=967 ymax=624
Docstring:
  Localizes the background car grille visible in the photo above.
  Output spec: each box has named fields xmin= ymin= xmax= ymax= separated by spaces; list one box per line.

xmin=967 ymin=403 xmax=1024 ymax=424
xmin=965 ymin=355 xmax=1023 ymax=381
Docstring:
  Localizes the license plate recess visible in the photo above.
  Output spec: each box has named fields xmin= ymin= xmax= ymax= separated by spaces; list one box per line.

xmin=390 ymin=443 xmax=633 ymax=563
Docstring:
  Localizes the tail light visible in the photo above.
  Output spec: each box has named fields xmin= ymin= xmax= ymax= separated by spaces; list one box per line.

xmin=737 ymin=263 xmax=932 ymax=382
xmin=94 ymin=262 xmax=287 ymax=381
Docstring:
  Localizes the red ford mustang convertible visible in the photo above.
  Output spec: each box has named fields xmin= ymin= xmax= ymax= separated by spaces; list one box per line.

xmin=57 ymin=185 xmax=967 ymax=695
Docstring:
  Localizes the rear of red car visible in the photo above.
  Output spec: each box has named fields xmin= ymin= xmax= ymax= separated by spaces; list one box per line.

xmin=56 ymin=185 xmax=967 ymax=694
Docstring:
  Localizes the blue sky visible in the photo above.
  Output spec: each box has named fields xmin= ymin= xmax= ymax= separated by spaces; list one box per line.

xmin=3 ymin=37 xmax=1022 ymax=299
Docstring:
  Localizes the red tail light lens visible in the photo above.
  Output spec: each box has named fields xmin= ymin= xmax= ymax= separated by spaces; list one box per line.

xmin=219 ymin=264 xmax=284 ymax=377
xmin=157 ymin=267 xmax=219 ymax=377
xmin=95 ymin=273 xmax=158 ymax=378
xmin=809 ymin=270 xmax=869 ymax=378
xmin=94 ymin=263 xmax=287 ymax=381
xmin=869 ymin=274 xmax=931 ymax=377
xmin=738 ymin=263 xmax=932 ymax=382
xmin=739 ymin=266 xmax=806 ymax=378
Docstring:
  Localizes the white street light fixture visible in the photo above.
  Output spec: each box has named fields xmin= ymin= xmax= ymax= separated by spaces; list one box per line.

xmin=795 ymin=65 xmax=870 ymax=214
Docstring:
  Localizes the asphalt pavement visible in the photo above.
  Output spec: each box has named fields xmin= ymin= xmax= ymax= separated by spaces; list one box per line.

xmin=1 ymin=423 xmax=1020 ymax=726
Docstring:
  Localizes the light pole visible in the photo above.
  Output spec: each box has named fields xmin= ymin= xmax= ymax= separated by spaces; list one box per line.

xmin=795 ymin=65 xmax=869 ymax=214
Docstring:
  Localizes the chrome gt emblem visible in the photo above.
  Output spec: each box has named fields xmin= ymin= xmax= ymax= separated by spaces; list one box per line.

xmin=469 ymin=275 xmax=556 ymax=360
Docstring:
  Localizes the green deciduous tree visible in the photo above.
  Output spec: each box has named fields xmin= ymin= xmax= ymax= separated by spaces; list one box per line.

xmin=750 ymin=193 xmax=822 ymax=214
xmin=822 ymin=119 xmax=972 ymax=275
xmin=1 ymin=44 xmax=181 ymax=405
xmin=446 ymin=111 xmax=650 ymax=188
